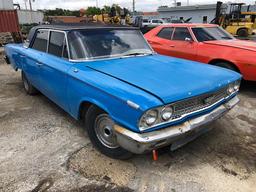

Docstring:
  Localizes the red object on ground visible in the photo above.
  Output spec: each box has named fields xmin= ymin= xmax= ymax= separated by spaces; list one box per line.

xmin=153 ymin=150 xmax=158 ymax=161
xmin=145 ymin=23 xmax=256 ymax=81
xmin=0 ymin=10 xmax=20 ymax=33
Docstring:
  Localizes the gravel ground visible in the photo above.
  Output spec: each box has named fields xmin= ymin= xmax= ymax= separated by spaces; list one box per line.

xmin=0 ymin=62 xmax=255 ymax=192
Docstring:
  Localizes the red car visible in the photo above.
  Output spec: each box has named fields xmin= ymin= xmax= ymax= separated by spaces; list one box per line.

xmin=145 ymin=24 xmax=256 ymax=81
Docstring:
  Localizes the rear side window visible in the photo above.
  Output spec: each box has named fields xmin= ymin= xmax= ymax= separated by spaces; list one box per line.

xmin=32 ymin=30 xmax=49 ymax=52
xmin=157 ymin=27 xmax=173 ymax=40
xmin=173 ymin=27 xmax=192 ymax=41
xmin=48 ymin=31 xmax=66 ymax=58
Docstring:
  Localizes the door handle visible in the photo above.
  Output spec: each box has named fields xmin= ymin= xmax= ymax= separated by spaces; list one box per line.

xmin=169 ymin=45 xmax=175 ymax=48
xmin=20 ymin=55 xmax=26 ymax=58
xmin=36 ymin=62 xmax=43 ymax=66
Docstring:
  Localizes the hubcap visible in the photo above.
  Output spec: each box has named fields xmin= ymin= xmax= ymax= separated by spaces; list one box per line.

xmin=94 ymin=114 xmax=119 ymax=149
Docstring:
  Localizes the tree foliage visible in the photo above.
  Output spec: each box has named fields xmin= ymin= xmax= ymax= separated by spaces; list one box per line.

xmin=43 ymin=8 xmax=80 ymax=17
xmin=85 ymin=7 xmax=101 ymax=15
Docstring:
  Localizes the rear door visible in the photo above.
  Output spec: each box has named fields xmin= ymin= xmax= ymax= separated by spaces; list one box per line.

xmin=169 ymin=27 xmax=197 ymax=61
xmin=22 ymin=29 xmax=49 ymax=89
xmin=38 ymin=30 xmax=72 ymax=110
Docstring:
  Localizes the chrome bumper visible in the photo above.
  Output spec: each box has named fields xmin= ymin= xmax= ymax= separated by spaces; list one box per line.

xmin=114 ymin=96 xmax=239 ymax=154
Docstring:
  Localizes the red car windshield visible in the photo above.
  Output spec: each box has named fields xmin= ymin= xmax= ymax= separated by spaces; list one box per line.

xmin=192 ymin=27 xmax=234 ymax=42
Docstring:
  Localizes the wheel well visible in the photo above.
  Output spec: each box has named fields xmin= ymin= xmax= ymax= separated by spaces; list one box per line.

xmin=79 ymin=101 xmax=93 ymax=121
xmin=236 ymin=27 xmax=248 ymax=35
xmin=78 ymin=101 xmax=107 ymax=121
xmin=208 ymin=59 xmax=240 ymax=73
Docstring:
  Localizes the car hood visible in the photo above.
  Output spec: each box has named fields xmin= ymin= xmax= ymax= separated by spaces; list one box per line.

xmin=204 ymin=39 xmax=256 ymax=52
xmin=86 ymin=55 xmax=240 ymax=104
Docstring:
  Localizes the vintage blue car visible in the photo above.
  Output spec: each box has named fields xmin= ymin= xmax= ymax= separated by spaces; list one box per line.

xmin=4 ymin=24 xmax=241 ymax=159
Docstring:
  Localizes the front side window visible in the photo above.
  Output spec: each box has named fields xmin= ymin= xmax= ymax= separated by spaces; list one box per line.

xmin=48 ymin=31 xmax=66 ymax=57
xmin=157 ymin=27 xmax=173 ymax=40
xmin=192 ymin=27 xmax=234 ymax=42
xmin=68 ymin=29 xmax=153 ymax=60
xmin=32 ymin=29 xmax=49 ymax=52
xmin=172 ymin=27 xmax=192 ymax=41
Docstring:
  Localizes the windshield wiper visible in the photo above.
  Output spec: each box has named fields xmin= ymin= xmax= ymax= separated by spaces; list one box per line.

xmin=221 ymin=36 xmax=232 ymax=39
xmin=121 ymin=52 xmax=152 ymax=57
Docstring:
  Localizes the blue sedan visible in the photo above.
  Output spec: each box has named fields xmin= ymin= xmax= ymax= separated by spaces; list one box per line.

xmin=4 ymin=24 xmax=241 ymax=159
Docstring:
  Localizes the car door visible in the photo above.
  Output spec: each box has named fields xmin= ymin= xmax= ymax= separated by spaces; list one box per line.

xmin=22 ymin=29 xmax=49 ymax=89
xmin=169 ymin=27 xmax=197 ymax=61
xmin=37 ymin=30 xmax=72 ymax=111
xmin=148 ymin=27 xmax=175 ymax=56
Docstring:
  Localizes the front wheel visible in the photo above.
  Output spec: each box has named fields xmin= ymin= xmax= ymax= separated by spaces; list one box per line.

xmin=237 ymin=28 xmax=248 ymax=37
xmin=214 ymin=62 xmax=238 ymax=73
xmin=85 ymin=105 xmax=132 ymax=159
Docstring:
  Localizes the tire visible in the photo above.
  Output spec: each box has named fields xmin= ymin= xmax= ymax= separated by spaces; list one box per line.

xmin=21 ymin=71 xmax=38 ymax=95
xmin=85 ymin=105 xmax=132 ymax=159
xmin=214 ymin=62 xmax=238 ymax=73
xmin=237 ymin=28 xmax=248 ymax=37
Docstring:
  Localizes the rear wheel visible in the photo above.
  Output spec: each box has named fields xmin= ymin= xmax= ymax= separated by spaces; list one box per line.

xmin=237 ymin=28 xmax=248 ymax=37
xmin=85 ymin=105 xmax=132 ymax=159
xmin=21 ymin=71 xmax=38 ymax=95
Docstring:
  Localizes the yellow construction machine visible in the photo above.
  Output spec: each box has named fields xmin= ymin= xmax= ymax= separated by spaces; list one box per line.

xmin=212 ymin=1 xmax=256 ymax=37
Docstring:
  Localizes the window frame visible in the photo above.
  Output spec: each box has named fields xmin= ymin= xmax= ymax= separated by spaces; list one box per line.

xmin=172 ymin=27 xmax=194 ymax=42
xmin=30 ymin=28 xmax=71 ymax=60
xmin=48 ymin=30 xmax=69 ymax=59
xmin=30 ymin=29 xmax=49 ymax=53
xmin=156 ymin=27 xmax=174 ymax=40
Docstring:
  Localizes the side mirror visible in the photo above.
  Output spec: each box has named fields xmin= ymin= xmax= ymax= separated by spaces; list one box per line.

xmin=185 ymin=37 xmax=193 ymax=43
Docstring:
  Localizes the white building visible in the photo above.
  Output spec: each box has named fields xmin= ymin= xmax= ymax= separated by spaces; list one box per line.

xmin=0 ymin=0 xmax=14 ymax=10
xmin=157 ymin=4 xmax=220 ymax=23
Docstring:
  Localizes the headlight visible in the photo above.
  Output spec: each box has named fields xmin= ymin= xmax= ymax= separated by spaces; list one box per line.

xmin=227 ymin=80 xmax=241 ymax=95
xmin=234 ymin=80 xmax=241 ymax=91
xmin=227 ymin=84 xmax=235 ymax=94
xmin=161 ymin=106 xmax=173 ymax=121
xmin=143 ymin=110 xmax=158 ymax=126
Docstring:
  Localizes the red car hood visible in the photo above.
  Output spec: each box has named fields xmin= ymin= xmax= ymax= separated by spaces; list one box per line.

xmin=204 ymin=40 xmax=256 ymax=52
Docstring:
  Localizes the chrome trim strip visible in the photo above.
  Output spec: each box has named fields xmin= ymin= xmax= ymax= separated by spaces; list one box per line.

xmin=139 ymin=91 xmax=237 ymax=131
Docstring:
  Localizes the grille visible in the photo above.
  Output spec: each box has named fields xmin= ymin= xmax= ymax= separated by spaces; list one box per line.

xmin=172 ymin=87 xmax=228 ymax=118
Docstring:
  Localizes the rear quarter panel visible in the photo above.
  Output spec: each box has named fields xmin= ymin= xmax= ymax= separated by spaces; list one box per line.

xmin=4 ymin=44 xmax=24 ymax=70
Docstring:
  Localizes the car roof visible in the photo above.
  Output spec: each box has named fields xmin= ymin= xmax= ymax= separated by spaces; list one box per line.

xmin=159 ymin=23 xmax=218 ymax=27
xmin=28 ymin=23 xmax=138 ymax=43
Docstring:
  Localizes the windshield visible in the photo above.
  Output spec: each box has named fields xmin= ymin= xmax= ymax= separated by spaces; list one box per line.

xmin=192 ymin=27 xmax=234 ymax=42
xmin=68 ymin=29 xmax=153 ymax=60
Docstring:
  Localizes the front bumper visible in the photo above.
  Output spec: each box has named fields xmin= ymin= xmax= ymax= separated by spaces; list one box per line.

xmin=114 ymin=96 xmax=239 ymax=154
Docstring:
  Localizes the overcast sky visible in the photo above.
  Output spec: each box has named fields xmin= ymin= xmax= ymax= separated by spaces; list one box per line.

xmin=14 ymin=0 xmax=256 ymax=11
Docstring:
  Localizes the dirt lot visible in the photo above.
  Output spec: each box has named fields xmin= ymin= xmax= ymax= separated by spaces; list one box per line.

xmin=0 ymin=61 xmax=255 ymax=192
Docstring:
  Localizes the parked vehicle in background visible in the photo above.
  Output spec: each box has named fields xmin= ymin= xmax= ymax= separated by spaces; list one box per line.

xmin=145 ymin=23 xmax=256 ymax=81
xmin=5 ymin=24 xmax=241 ymax=159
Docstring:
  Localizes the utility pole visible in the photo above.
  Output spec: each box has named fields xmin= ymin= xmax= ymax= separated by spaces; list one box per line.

xmin=28 ymin=0 xmax=32 ymax=11
xmin=96 ymin=0 xmax=98 ymax=8
xmin=187 ymin=0 xmax=189 ymax=6
xmin=24 ymin=0 xmax=28 ymax=10
xmin=132 ymin=0 xmax=135 ymax=13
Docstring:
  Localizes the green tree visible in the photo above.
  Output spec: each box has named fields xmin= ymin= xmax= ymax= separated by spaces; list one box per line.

xmin=86 ymin=6 xmax=101 ymax=15
xmin=101 ymin=5 xmax=111 ymax=14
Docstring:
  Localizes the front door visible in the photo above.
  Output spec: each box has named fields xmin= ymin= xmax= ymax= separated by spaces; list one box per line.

xmin=169 ymin=27 xmax=197 ymax=61
xmin=37 ymin=31 xmax=71 ymax=111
